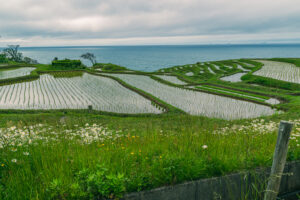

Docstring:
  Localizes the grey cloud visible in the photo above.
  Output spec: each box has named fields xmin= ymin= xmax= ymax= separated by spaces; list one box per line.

xmin=0 ymin=0 xmax=300 ymax=45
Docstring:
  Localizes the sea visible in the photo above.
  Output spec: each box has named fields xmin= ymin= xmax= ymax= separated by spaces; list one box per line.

xmin=2 ymin=44 xmax=300 ymax=71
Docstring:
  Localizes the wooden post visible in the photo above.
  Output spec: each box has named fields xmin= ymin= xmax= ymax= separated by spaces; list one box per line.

xmin=88 ymin=105 xmax=93 ymax=113
xmin=264 ymin=121 xmax=293 ymax=200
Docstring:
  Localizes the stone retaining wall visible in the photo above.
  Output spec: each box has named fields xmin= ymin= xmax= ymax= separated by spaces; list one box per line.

xmin=124 ymin=161 xmax=300 ymax=200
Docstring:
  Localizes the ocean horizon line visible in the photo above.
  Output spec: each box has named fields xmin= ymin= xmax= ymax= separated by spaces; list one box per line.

xmin=1 ymin=43 xmax=300 ymax=49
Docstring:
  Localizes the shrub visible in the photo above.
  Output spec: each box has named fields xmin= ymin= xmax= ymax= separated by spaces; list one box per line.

xmin=52 ymin=59 xmax=84 ymax=69
xmin=0 ymin=54 xmax=8 ymax=63
xmin=2 ymin=45 xmax=23 ymax=62
xmin=46 ymin=179 xmax=68 ymax=200
xmin=75 ymin=165 xmax=127 ymax=199
xmin=45 ymin=165 xmax=127 ymax=199
xmin=23 ymin=57 xmax=39 ymax=64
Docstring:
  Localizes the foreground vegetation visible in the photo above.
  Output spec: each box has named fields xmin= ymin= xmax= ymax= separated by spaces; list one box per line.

xmin=0 ymin=113 xmax=299 ymax=199
xmin=0 ymin=48 xmax=300 ymax=199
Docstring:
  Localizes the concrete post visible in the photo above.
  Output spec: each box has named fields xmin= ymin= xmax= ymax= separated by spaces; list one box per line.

xmin=264 ymin=121 xmax=293 ymax=200
xmin=88 ymin=105 xmax=93 ymax=113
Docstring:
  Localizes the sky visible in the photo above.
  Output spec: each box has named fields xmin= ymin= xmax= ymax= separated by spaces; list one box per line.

xmin=0 ymin=0 xmax=300 ymax=47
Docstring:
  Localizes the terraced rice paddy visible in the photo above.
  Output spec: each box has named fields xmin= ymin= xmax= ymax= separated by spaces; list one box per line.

xmin=0 ymin=67 xmax=35 ymax=80
xmin=236 ymin=65 xmax=250 ymax=72
xmin=196 ymin=85 xmax=263 ymax=100
xmin=207 ymin=67 xmax=215 ymax=74
xmin=254 ymin=60 xmax=300 ymax=84
xmin=226 ymin=65 xmax=233 ymax=68
xmin=239 ymin=61 xmax=255 ymax=68
xmin=265 ymin=98 xmax=281 ymax=105
xmin=186 ymin=72 xmax=194 ymax=76
xmin=212 ymin=64 xmax=221 ymax=70
xmin=106 ymin=73 xmax=276 ymax=119
xmin=0 ymin=73 xmax=162 ymax=114
xmin=221 ymin=72 xmax=247 ymax=82
xmin=157 ymin=62 xmax=240 ymax=79
xmin=195 ymin=85 xmax=279 ymax=105
xmin=154 ymin=75 xmax=186 ymax=85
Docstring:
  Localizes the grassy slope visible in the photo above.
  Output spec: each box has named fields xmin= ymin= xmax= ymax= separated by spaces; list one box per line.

xmin=0 ymin=113 xmax=299 ymax=199
xmin=155 ymin=59 xmax=299 ymax=113
xmin=3 ymin=59 xmax=295 ymax=109
xmin=0 ymin=58 xmax=299 ymax=117
xmin=0 ymin=58 xmax=299 ymax=199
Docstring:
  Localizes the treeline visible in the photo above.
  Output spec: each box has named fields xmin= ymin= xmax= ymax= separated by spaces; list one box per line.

xmin=0 ymin=45 xmax=38 ymax=64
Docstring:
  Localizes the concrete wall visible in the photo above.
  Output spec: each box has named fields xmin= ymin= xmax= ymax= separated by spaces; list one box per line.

xmin=124 ymin=161 xmax=300 ymax=200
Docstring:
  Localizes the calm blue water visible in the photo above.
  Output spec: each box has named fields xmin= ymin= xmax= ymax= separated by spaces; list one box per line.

xmin=2 ymin=44 xmax=300 ymax=71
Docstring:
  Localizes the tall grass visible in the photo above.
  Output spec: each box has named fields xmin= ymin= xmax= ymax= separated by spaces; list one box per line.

xmin=0 ymin=115 xmax=299 ymax=199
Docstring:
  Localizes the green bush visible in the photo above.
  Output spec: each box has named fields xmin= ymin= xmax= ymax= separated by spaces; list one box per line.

xmin=52 ymin=59 xmax=84 ymax=69
xmin=45 ymin=165 xmax=127 ymax=200
xmin=76 ymin=165 xmax=126 ymax=199
xmin=23 ymin=57 xmax=38 ymax=64
xmin=46 ymin=179 xmax=68 ymax=200
xmin=0 ymin=54 xmax=8 ymax=63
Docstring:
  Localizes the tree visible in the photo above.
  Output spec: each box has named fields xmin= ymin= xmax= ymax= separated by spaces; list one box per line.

xmin=80 ymin=53 xmax=96 ymax=65
xmin=0 ymin=53 xmax=7 ymax=63
xmin=23 ymin=57 xmax=38 ymax=64
xmin=3 ymin=45 xmax=23 ymax=62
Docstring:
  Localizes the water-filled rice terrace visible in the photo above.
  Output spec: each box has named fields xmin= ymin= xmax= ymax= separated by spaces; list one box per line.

xmin=253 ymin=60 xmax=300 ymax=84
xmin=0 ymin=73 xmax=163 ymax=113
xmin=0 ymin=67 xmax=35 ymax=80
xmin=0 ymin=58 xmax=299 ymax=120
xmin=106 ymin=73 xmax=275 ymax=119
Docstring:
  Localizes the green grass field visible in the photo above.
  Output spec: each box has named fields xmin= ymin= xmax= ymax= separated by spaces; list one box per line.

xmin=0 ymin=58 xmax=299 ymax=199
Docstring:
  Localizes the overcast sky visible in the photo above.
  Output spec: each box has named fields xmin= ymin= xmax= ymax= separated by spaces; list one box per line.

xmin=0 ymin=0 xmax=300 ymax=46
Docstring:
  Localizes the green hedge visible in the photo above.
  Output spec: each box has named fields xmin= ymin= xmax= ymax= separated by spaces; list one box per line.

xmin=52 ymin=59 xmax=83 ymax=69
